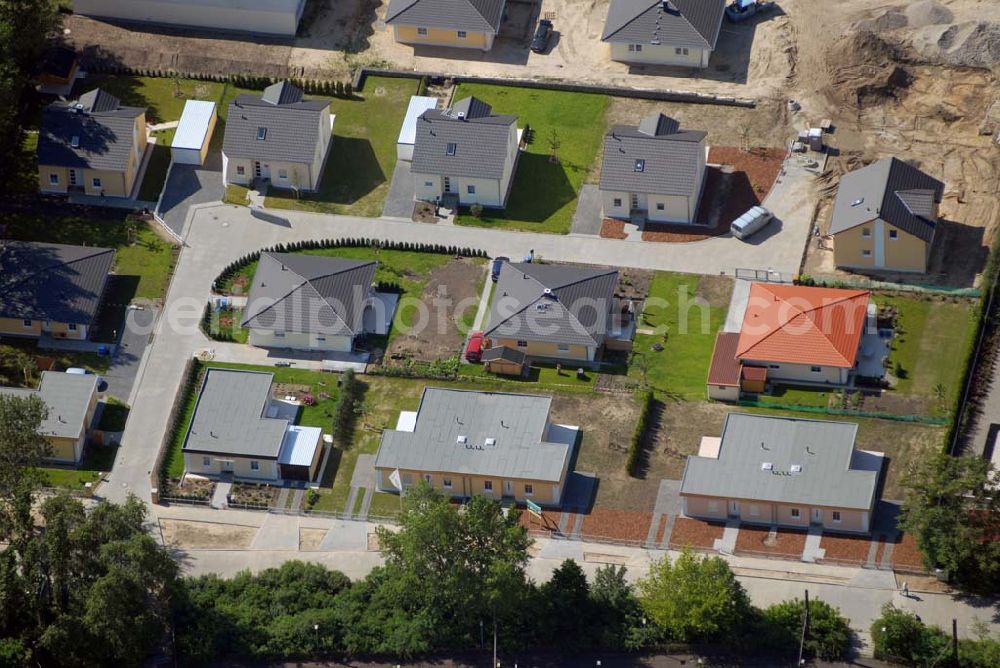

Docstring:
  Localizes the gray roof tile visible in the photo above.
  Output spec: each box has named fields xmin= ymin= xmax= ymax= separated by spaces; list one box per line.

xmin=37 ymin=88 xmax=145 ymax=171
xmin=410 ymin=97 xmax=517 ymax=180
xmin=602 ymin=0 xmax=725 ymax=49
xmin=600 ymin=114 xmax=706 ymax=196
xmin=385 ymin=0 xmax=506 ymax=32
xmin=223 ymin=83 xmax=330 ymax=164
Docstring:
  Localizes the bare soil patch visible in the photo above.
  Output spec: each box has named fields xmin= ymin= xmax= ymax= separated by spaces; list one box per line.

xmin=299 ymin=527 xmax=328 ymax=551
xmin=820 ymin=532 xmax=873 ymax=566
xmin=735 ymin=525 xmax=807 ymax=559
xmin=669 ymin=517 xmax=724 ymax=550
xmin=159 ymin=519 xmax=257 ymax=550
xmin=580 ymin=508 xmax=654 ymax=544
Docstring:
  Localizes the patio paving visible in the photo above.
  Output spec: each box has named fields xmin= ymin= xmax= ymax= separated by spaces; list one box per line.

xmin=382 ymin=159 xmax=416 ymax=219
xmin=569 ymin=184 xmax=603 ymax=236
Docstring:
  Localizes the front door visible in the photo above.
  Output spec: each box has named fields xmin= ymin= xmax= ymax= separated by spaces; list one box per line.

xmin=220 ymin=460 xmax=234 ymax=473
xmin=254 ymin=161 xmax=262 ymax=178
xmin=811 ymin=508 xmax=823 ymax=525
xmin=68 ymin=169 xmax=78 ymax=187
xmin=630 ymin=193 xmax=639 ymax=210
xmin=443 ymin=176 xmax=454 ymax=193
xmin=728 ymin=500 xmax=740 ymax=518
xmin=503 ymin=480 xmax=514 ymax=497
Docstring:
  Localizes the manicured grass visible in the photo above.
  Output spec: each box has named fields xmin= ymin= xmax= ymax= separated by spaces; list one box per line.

xmin=139 ymin=127 xmax=175 ymax=202
xmin=755 ymin=386 xmax=833 ymax=409
xmin=42 ymin=441 xmax=119 ymax=490
xmin=629 ymin=272 xmax=732 ymax=399
xmin=265 ymin=76 xmax=421 ymax=216
xmin=452 ymin=84 xmax=608 ymax=234
xmin=88 ymin=76 xmax=255 ymax=126
xmin=458 ymin=363 xmax=597 ymax=393
xmin=2 ymin=339 xmax=110 ymax=378
xmin=224 ymin=184 xmax=250 ymax=206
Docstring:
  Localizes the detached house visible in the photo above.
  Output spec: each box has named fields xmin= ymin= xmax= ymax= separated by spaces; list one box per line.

xmin=37 ymin=89 xmax=147 ymax=198
xmin=830 ymin=157 xmax=945 ymax=274
xmin=0 ymin=241 xmax=115 ymax=342
xmin=241 ymin=252 xmax=390 ymax=353
xmin=681 ymin=413 xmax=883 ymax=534
xmin=412 ymin=97 xmax=520 ymax=209
xmin=222 ymin=81 xmax=333 ymax=192
xmin=385 ymin=0 xmax=506 ymax=51
xmin=600 ymin=112 xmax=707 ymax=224
xmin=602 ymin=0 xmax=725 ymax=68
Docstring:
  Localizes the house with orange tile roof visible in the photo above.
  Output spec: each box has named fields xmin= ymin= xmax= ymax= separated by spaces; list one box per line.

xmin=707 ymin=283 xmax=885 ymax=400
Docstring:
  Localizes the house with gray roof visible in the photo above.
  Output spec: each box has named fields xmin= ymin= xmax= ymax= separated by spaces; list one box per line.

xmin=374 ymin=387 xmax=579 ymax=506
xmin=602 ymin=0 xmax=725 ymax=68
xmin=0 ymin=241 xmax=115 ymax=342
xmin=680 ymin=413 xmax=883 ymax=534
xmin=385 ymin=0 xmax=506 ymax=51
xmin=181 ymin=368 xmax=324 ymax=482
xmin=240 ymin=252 xmax=388 ymax=353
xmin=830 ymin=157 xmax=945 ymax=273
xmin=600 ymin=112 xmax=707 ymax=224
xmin=37 ymin=88 xmax=148 ymax=198
xmin=0 ymin=371 xmax=100 ymax=464
xmin=484 ymin=262 xmax=626 ymax=365
xmin=411 ymin=96 xmax=520 ymax=208
xmin=222 ymin=81 xmax=334 ymax=192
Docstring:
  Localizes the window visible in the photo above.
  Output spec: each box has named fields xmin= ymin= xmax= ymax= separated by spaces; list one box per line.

xmin=889 ymin=229 xmax=898 ymax=240
xmin=707 ymin=500 xmax=719 ymax=513
xmin=768 ymin=364 xmax=780 ymax=369
xmin=316 ymin=336 xmax=326 ymax=342
xmin=278 ymin=169 xmax=288 ymax=179
xmin=443 ymin=478 xmax=453 ymax=489
xmin=446 ymin=143 xmax=457 ymax=156
xmin=675 ymin=47 xmax=690 ymax=56
xmin=22 ymin=320 xmax=31 ymax=328
xmin=524 ymin=484 xmax=533 ymax=496
xmin=48 ymin=173 xmax=59 ymax=185
xmin=516 ymin=340 xmax=527 ymax=347
xmin=70 ymin=135 xmax=80 ymax=148
xmin=68 ymin=323 xmax=77 ymax=331
xmin=202 ymin=456 xmax=211 ymax=467
xmin=92 ymin=177 xmax=102 ymax=188
xmin=613 ymin=198 xmax=622 ymax=207
xmin=862 ymin=227 xmax=871 ymax=238
xmin=862 ymin=249 xmax=872 ymax=257
xmin=423 ymin=474 xmax=432 ymax=483
xmin=483 ymin=480 xmax=493 ymax=492
xmin=402 ymin=473 xmax=413 ymax=485
xmin=250 ymin=460 xmax=260 ymax=471
xmin=557 ymin=344 xmax=570 ymax=352
xmin=811 ymin=365 xmax=822 ymax=373
xmin=790 ymin=508 xmax=801 ymax=519
xmin=256 ymin=127 xmax=267 ymax=141
xmin=457 ymin=30 xmax=467 ymax=38
xmin=832 ymin=511 xmax=842 ymax=523
xmin=467 ymin=184 xmax=476 ymax=194
xmin=749 ymin=504 xmax=759 ymax=517
xmin=634 ymin=159 xmax=645 ymax=172
xmin=274 ymin=331 xmax=285 ymax=338
xmin=236 ymin=165 xmax=246 ymax=176
xmin=424 ymin=181 xmax=433 ymax=187
xmin=656 ymin=203 xmax=665 ymax=211
xmin=628 ymin=44 xmax=643 ymax=52
xmin=417 ymin=27 xmax=427 ymax=35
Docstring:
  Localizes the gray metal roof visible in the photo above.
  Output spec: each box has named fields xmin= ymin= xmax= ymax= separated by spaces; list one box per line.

xmin=241 ymin=252 xmax=377 ymax=336
xmin=37 ymin=88 xmax=145 ymax=171
xmin=829 ymin=157 xmax=944 ymax=243
xmin=482 ymin=346 xmax=526 ymax=364
xmin=0 ymin=241 xmax=114 ymax=324
xmin=680 ymin=413 xmax=881 ymax=511
xmin=600 ymin=113 xmax=706 ymax=197
xmin=385 ymin=0 xmax=506 ymax=32
xmin=374 ymin=388 xmax=570 ymax=482
xmin=223 ymin=83 xmax=330 ymax=164
xmin=181 ymin=369 xmax=288 ymax=459
xmin=410 ymin=97 xmax=517 ymax=181
xmin=485 ymin=263 xmax=618 ymax=347
xmin=0 ymin=371 xmax=98 ymax=440
xmin=602 ymin=0 xmax=725 ymax=49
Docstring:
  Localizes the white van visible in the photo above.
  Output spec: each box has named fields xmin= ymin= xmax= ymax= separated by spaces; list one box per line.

xmin=730 ymin=206 xmax=774 ymax=240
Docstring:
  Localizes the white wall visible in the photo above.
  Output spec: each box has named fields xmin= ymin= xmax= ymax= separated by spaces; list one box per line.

xmin=609 ymin=42 xmax=710 ymax=67
xmin=171 ymin=146 xmax=202 ymax=166
xmin=742 ymin=360 xmax=850 ymax=385
xmin=184 ymin=452 xmax=280 ymax=481
xmin=708 ymin=385 xmax=740 ymax=402
xmin=397 ymin=143 xmax=415 ymax=161
xmin=74 ymin=0 xmax=305 ymax=36
xmin=413 ymin=172 xmax=504 ymax=208
xmin=249 ymin=329 xmax=353 ymax=352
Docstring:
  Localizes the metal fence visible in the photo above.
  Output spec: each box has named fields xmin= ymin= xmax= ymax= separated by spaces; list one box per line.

xmin=734 ymin=268 xmax=791 ymax=283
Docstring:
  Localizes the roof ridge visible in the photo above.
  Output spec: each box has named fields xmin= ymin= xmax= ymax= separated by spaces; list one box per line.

xmin=0 ymin=247 xmax=113 ymax=290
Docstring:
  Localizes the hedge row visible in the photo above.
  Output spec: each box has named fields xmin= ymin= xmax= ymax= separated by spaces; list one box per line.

xmin=158 ymin=361 xmax=205 ymax=489
xmin=332 ymin=369 xmax=361 ymax=447
xmin=627 ymin=390 xmax=655 ymax=477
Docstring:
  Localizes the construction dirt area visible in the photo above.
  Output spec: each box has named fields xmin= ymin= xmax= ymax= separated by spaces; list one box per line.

xmin=158 ymin=518 xmax=258 ymax=550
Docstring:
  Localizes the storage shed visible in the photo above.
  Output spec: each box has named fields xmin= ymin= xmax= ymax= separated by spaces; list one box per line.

xmin=482 ymin=346 xmax=527 ymax=377
xmin=396 ymin=95 xmax=439 ymax=161
xmin=171 ymin=100 xmax=217 ymax=166
xmin=277 ymin=425 xmax=324 ymax=482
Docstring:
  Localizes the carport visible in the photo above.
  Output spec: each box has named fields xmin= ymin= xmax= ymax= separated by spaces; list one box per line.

xmin=171 ymin=100 xmax=217 ymax=166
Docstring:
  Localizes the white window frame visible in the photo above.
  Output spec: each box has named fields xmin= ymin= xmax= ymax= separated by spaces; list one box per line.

xmin=862 ymin=227 xmax=872 ymax=238
xmin=256 ymin=127 xmax=267 ymax=141
xmin=467 ymin=184 xmax=476 ymax=194
xmin=273 ymin=331 xmax=285 ymax=338
xmin=443 ymin=478 xmax=453 ymax=489
xmin=790 ymin=508 xmax=801 ymax=519
xmin=250 ymin=460 xmax=260 ymax=471
xmin=862 ymin=249 xmax=872 ymax=257
xmin=832 ymin=511 xmax=842 ymax=523
xmin=202 ymin=456 xmax=211 ymax=467
xmin=22 ymin=319 xmax=32 ymax=328
xmin=483 ymin=480 xmax=493 ymax=493
xmin=457 ymin=30 xmax=467 ymax=39
xmin=68 ymin=323 xmax=77 ymax=331
xmin=424 ymin=181 xmax=433 ymax=187
xmin=613 ymin=197 xmax=622 ymax=207
xmin=92 ymin=177 xmax=102 ymax=188
xmin=49 ymin=173 xmax=59 ymax=185
xmin=524 ymin=483 xmax=533 ymax=496
xmin=417 ymin=27 xmax=428 ymax=36
xmin=236 ymin=165 xmax=246 ymax=176
xmin=674 ymin=47 xmax=689 ymax=56
xmin=889 ymin=230 xmax=898 ymax=240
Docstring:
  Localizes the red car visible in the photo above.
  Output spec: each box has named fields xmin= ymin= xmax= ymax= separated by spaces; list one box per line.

xmin=465 ymin=332 xmax=485 ymax=362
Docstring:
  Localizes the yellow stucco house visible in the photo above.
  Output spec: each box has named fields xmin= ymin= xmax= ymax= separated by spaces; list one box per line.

xmin=37 ymin=89 xmax=148 ymax=199
xmin=385 ymin=0 xmax=506 ymax=51
xmin=602 ymin=0 xmax=725 ymax=68
xmin=375 ymin=388 xmax=579 ymax=507
xmin=830 ymin=157 xmax=945 ymax=274
xmin=0 ymin=372 xmax=100 ymax=465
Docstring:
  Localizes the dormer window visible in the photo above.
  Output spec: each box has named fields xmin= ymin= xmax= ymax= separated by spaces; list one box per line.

xmin=634 ymin=159 xmax=645 ymax=172
xmin=446 ymin=143 xmax=457 ymax=156
xmin=256 ymin=127 xmax=267 ymax=141
xmin=70 ymin=136 xmax=80 ymax=148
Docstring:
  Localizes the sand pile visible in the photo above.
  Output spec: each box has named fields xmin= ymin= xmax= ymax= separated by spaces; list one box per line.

xmin=826 ymin=30 xmax=912 ymax=107
xmin=910 ymin=20 xmax=1000 ymax=69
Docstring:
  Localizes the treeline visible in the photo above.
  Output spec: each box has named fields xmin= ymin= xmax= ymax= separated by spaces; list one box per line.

xmin=872 ymin=604 xmax=1000 ymax=667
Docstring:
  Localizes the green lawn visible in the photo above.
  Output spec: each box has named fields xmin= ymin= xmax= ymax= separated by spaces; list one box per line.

xmin=629 ymin=272 xmax=732 ymax=399
xmin=458 ymin=362 xmax=597 ymax=393
xmin=224 ymin=184 xmax=250 ymax=206
xmin=265 ymin=76 xmax=422 ymax=216
xmin=139 ymin=127 xmax=175 ymax=202
xmin=42 ymin=441 xmax=119 ymax=490
xmin=452 ymin=84 xmax=608 ymax=234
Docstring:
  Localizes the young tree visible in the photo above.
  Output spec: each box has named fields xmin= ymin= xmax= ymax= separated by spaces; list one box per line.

xmin=547 ymin=128 xmax=560 ymax=163
xmin=762 ymin=597 xmax=852 ymax=661
xmin=590 ymin=564 xmax=647 ymax=650
xmin=870 ymin=604 xmax=952 ymax=666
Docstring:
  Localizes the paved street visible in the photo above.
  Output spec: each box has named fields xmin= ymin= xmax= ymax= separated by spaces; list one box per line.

xmin=103 ymin=304 xmax=157 ymax=403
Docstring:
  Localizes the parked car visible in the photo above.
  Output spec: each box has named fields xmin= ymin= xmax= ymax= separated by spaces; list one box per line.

xmin=725 ymin=0 xmax=773 ymax=23
xmin=530 ymin=19 xmax=553 ymax=53
xmin=465 ymin=332 xmax=486 ymax=362
xmin=730 ymin=205 xmax=774 ymax=240
xmin=491 ymin=256 xmax=509 ymax=282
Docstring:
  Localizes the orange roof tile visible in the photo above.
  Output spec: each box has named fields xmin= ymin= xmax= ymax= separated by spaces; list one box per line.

xmin=707 ymin=332 xmax=740 ymax=386
xmin=736 ymin=283 xmax=870 ymax=368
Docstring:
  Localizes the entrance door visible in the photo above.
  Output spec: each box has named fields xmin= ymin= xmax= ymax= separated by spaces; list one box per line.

xmin=728 ymin=500 xmax=740 ymax=518
xmin=630 ymin=193 xmax=639 ymax=210
xmin=254 ymin=161 xmax=262 ymax=178
xmin=220 ymin=460 xmax=234 ymax=473
xmin=68 ymin=169 xmax=78 ymax=186
xmin=811 ymin=508 xmax=823 ymax=525
xmin=443 ymin=176 xmax=453 ymax=193
xmin=503 ymin=480 xmax=514 ymax=496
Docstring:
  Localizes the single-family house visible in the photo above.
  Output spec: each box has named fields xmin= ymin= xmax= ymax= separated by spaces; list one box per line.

xmin=707 ymin=283 xmax=883 ymax=400
xmin=222 ymin=81 xmax=333 ymax=192
xmin=600 ymin=112 xmax=707 ymax=224
xmin=411 ymin=96 xmax=520 ymax=208
xmin=181 ymin=369 xmax=324 ymax=482
xmin=241 ymin=252 xmax=387 ymax=352
xmin=374 ymin=388 xmax=578 ymax=506
xmin=0 ymin=371 xmax=100 ymax=465
xmin=484 ymin=262 xmax=626 ymax=365
xmin=602 ymin=0 xmax=725 ymax=68
xmin=830 ymin=157 xmax=945 ymax=274
xmin=38 ymin=46 xmax=79 ymax=96
xmin=680 ymin=413 xmax=883 ymax=534
xmin=0 ymin=241 xmax=115 ymax=341
xmin=397 ymin=95 xmax=440 ymax=161
xmin=385 ymin=0 xmax=506 ymax=51
xmin=73 ymin=0 xmax=307 ymax=37
xmin=37 ymin=89 xmax=147 ymax=198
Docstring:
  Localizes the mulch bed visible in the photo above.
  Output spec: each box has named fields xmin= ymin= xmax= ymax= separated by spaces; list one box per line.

xmin=820 ymin=532 xmax=873 ymax=566
xmin=669 ymin=517 xmax=725 ymax=550
xmin=580 ymin=508 xmax=654 ymax=543
xmin=599 ymin=219 xmax=628 ymax=239
xmin=890 ymin=533 xmax=928 ymax=573
xmin=735 ymin=525 xmax=807 ymax=559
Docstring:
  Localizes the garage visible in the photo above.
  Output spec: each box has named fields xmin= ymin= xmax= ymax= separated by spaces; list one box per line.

xmin=396 ymin=95 xmax=439 ymax=161
xmin=277 ymin=425 xmax=324 ymax=482
xmin=171 ymin=100 xmax=217 ymax=166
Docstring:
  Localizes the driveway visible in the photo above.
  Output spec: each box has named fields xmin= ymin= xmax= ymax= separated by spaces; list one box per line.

xmin=381 ymin=159 xmax=415 ymax=219
xmin=570 ymin=184 xmax=603 ymax=236
xmin=103 ymin=305 xmax=157 ymax=403
xmin=156 ymin=153 xmax=224 ymax=238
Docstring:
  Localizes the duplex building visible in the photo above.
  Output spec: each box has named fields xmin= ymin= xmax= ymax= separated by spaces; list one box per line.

xmin=73 ymin=0 xmax=307 ymax=37
xmin=602 ymin=0 xmax=725 ymax=68
xmin=0 ymin=241 xmax=115 ymax=342
xmin=374 ymin=388 xmax=578 ymax=506
xmin=222 ymin=81 xmax=333 ymax=192
xmin=680 ymin=413 xmax=883 ymax=534
xmin=830 ymin=157 xmax=945 ymax=274
xmin=37 ymin=89 xmax=147 ymax=198
xmin=181 ymin=369 xmax=324 ymax=482
xmin=600 ymin=112 xmax=707 ymax=224
xmin=412 ymin=97 xmax=520 ymax=209
xmin=385 ymin=0 xmax=506 ymax=51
